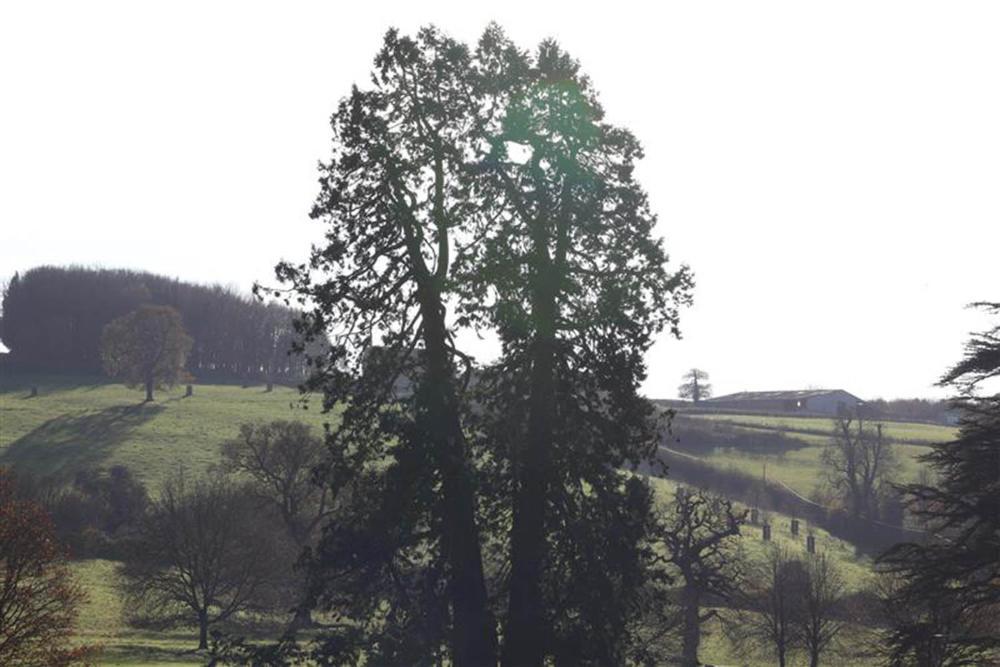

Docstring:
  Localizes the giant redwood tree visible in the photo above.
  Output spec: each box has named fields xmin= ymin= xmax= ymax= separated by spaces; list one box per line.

xmin=462 ymin=29 xmax=693 ymax=666
xmin=270 ymin=24 xmax=692 ymax=665
xmin=269 ymin=27 xmax=497 ymax=666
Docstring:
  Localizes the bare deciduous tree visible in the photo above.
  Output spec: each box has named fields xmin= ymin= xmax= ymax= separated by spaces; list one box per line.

xmin=121 ymin=471 xmax=280 ymax=650
xmin=220 ymin=420 xmax=339 ymax=630
xmin=728 ymin=546 xmax=804 ymax=667
xmin=820 ymin=413 xmax=898 ymax=519
xmin=798 ymin=552 xmax=848 ymax=667
xmin=654 ymin=489 xmax=744 ymax=667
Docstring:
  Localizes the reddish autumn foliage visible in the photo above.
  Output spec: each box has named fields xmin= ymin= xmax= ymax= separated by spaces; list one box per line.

xmin=0 ymin=468 xmax=94 ymax=666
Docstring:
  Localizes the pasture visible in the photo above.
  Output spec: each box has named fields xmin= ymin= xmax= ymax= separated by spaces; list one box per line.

xmin=672 ymin=410 xmax=952 ymax=496
xmin=0 ymin=374 xmax=933 ymax=665
xmin=0 ymin=373 xmax=331 ymax=493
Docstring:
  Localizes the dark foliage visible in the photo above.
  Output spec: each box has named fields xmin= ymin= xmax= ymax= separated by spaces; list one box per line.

xmin=677 ymin=369 xmax=712 ymax=403
xmin=269 ymin=25 xmax=498 ymax=666
xmin=1 ymin=266 xmax=319 ymax=381
xmin=865 ymin=398 xmax=956 ymax=425
xmin=6 ymin=465 xmax=149 ymax=560
xmin=257 ymin=22 xmax=691 ymax=667
xmin=459 ymin=27 xmax=692 ymax=666
xmin=878 ymin=302 xmax=1000 ymax=665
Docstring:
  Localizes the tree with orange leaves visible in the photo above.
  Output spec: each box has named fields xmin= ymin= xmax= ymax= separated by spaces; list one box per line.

xmin=0 ymin=468 xmax=93 ymax=666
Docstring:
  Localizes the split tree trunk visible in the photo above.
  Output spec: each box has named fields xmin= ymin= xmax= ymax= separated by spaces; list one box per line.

xmin=418 ymin=301 xmax=497 ymax=666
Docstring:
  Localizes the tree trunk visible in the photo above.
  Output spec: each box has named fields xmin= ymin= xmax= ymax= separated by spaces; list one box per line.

xmin=680 ymin=585 xmax=701 ymax=667
xmin=418 ymin=299 xmax=497 ymax=667
xmin=286 ymin=604 xmax=314 ymax=633
xmin=145 ymin=376 xmax=154 ymax=402
xmin=504 ymin=265 xmax=557 ymax=667
xmin=810 ymin=649 xmax=820 ymax=667
xmin=198 ymin=610 xmax=209 ymax=650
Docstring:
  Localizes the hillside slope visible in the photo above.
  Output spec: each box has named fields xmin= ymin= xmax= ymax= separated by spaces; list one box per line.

xmin=0 ymin=373 xmax=330 ymax=492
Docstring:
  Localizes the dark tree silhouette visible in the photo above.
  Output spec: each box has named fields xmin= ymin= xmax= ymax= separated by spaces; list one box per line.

xmin=728 ymin=546 xmax=806 ymax=667
xmin=268 ymin=26 xmax=498 ymax=666
xmin=220 ymin=421 xmax=338 ymax=630
xmin=878 ymin=302 xmax=1000 ymax=664
xmin=1 ymin=266 xmax=316 ymax=381
xmin=0 ymin=469 xmax=92 ymax=666
xmin=797 ymin=552 xmax=848 ymax=667
xmin=121 ymin=471 xmax=280 ymax=650
xmin=462 ymin=29 xmax=693 ymax=666
xmin=653 ymin=489 xmax=744 ymax=667
xmin=101 ymin=305 xmax=192 ymax=401
xmin=265 ymin=23 xmax=691 ymax=666
xmin=677 ymin=368 xmax=712 ymax=403
xmin=820 ymin=414 xmax=898 ymax=520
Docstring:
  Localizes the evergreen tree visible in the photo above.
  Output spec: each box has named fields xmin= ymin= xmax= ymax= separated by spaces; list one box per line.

xmin=878 ymin=302 xmax=1000 ymax=664
xmin=270 ymin=27 xmax=497 ymax=665
xmin=461 ymin=28 xmax=693 ymax=665
xmin=677 ymin=368 xmax=712 ymax=403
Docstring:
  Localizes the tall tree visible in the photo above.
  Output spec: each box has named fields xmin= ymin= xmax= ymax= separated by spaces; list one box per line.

xmin=677 ymin=368 xmax=712 ymax=403
xmin=269 ymin=27 xmax=497 ymax=665
xmin=101 ymin=304 xmax=192 ymax=401
xmin=820 ymin=413 xmax=898 ymax=520
xmin=653 ymin=489 xmax=744 ymax=667
xmin=0 ymin=469 xmax=92 ymax=667
xmin=878 ymin=302 xmax=1000 ymax=664
xmin=464 ymin=30 xmax=693 ymax=666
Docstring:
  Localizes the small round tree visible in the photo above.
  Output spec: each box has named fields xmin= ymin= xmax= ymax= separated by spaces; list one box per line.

xmin=101 ymin=305 xmax=192 ymax=401
xmin=0 ymin=468 xmax=91 ymax=667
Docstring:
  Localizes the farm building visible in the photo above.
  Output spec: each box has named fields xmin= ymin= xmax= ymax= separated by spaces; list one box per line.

xmin=703 ymin=389 xmax=864 ymax=416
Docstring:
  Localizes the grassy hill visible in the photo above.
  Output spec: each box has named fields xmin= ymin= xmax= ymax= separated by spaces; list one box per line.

xmin=668 ymin=410 xmax=953 ymax=497
xmin=0 ymin=373 xmax=331 ymax=493
xmin=0 ymin=373 xmax=935 ymax=665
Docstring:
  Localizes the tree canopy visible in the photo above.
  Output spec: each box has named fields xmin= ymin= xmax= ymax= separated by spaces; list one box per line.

xmin=0 ymin=469 xmax=91 ymax=666
xmin=101 ymin=304 xmax=193 ymax=401
xmin=678 ymin=368 xmax=712 ymax=402
xmin=2 ymin=266 xmax=316 ymax=381
xmin=265 ymin=23 xmax=693 ymax=666
xmin=878 ymin=302 xmax=1000 ymax=664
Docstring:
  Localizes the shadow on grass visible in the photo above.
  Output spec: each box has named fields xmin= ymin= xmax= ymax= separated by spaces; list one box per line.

xmin=0 ymin=403 xmax=165 ymax=481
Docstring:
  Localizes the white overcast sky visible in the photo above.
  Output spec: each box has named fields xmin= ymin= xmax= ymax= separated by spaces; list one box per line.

xmin=2 ymin=1 xmax=998 ymax=400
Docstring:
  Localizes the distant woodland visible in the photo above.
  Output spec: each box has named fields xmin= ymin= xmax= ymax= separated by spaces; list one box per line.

xmin=0 ymin=266 xmax=315 ymax=381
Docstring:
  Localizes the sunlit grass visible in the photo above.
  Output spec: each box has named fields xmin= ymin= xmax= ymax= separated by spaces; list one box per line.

xmin=0 ymin=373 xmax=332 ymax=493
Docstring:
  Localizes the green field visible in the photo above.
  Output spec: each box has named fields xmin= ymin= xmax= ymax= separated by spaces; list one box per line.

xmin=684 ymin=412 xmax=956 ymax=444
xmin=0 ymin=374 xmax=330 ymax=493
xmin=1 ymin=374 xmax=924 ymax=665
xmin=673 ymin=411 xmax=950 ymax=496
